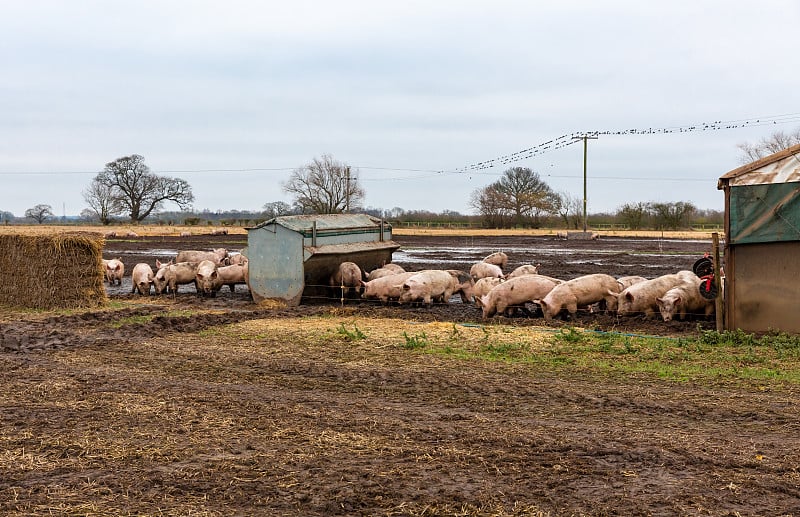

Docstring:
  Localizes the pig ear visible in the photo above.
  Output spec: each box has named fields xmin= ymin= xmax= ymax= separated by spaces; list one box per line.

xmin=360 ymin=280 xmax=367 ymax=287
xmin=656 ymin=297 xmax=664 ymax=307
xmin=674 ymin=296 xmax=683 ymax=306
xmin=625 ymin=292 xmax=634 ymax=301
xmin=476 ymin=296 xmax=485 ymax=308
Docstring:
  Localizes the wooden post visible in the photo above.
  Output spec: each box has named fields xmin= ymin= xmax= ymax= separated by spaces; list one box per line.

xmin=712 ymin=232 xmax=724 ymax=332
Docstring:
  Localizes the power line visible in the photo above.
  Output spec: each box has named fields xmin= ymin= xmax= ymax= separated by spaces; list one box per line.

xmin=459 ymin=111 xmax=800 ymax=172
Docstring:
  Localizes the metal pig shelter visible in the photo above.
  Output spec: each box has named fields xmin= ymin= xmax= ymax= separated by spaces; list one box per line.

xmin=246 ymin=214 xmax=400 ymax=305
xmin=717 ymin=143 xmax=800 ymax=333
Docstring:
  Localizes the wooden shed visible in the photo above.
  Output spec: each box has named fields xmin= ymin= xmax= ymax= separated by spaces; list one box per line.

xmin=717 ymin=143 xmax=800 ymax=333
xmin=246 ymin=214 xmax=400 ymax=306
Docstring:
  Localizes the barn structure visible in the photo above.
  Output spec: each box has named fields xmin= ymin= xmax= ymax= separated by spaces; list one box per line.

xmin=717 ymin=142 xmax=800 ymax=333
xmin=246 ymin=214 xmax=400 ymax=306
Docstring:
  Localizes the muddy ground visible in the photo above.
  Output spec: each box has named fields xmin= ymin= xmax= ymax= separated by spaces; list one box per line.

xmin=4 ymin=233 xmax=800 ymax=515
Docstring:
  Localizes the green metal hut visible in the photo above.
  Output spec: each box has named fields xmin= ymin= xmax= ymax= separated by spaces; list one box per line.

xmin=717 ymin=142 xmax=800 ymax=333
xmin=246 ymin=214 xmax=400 ymax=305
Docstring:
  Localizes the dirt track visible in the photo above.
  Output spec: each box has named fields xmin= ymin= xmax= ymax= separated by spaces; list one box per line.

xmin=4 ymin=232 xmax=800 ymax=515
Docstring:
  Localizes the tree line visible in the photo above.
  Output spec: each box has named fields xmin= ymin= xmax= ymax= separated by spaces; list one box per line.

xmin=5 ymin=130 xmax=794 ymax=228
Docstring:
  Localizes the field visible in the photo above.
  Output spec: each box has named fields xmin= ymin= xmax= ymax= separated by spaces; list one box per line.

xmin=2 ymin=227 xmax=800 ymax=515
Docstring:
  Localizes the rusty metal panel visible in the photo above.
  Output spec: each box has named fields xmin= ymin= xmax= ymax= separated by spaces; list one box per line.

xmin=726 ymin=242 xmax=800 ymax=333
xmin=728 ymin=182 xmax=800 ymax=244
xmin=719 ymin=144 xmax=800 ymax=187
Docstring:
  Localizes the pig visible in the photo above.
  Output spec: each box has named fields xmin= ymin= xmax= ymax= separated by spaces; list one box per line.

xmin=381 ymin=263 xmax=405 ymax=274
xmin=104 ymin=231 xmax=117 ymax=239
xmin=617 ymin=276 xmax=648 ymax=290
xmin=212 ymin=264 xmax=247 ymax=293
xmin=125 ymin=231 xmax=139 ymax=238
xmin=504 ymin=264 xmax=539 ymax=279
xmin=616 ymin=270 xmax=699 ymax=318
xmin=472 ymin=277 xmax=505 ymax=307
xmin=179 ymin=231 xmax=192 ymax=237
xmin=176 ymin=248 xmax=228 ymax=265
xmin=445 ymin=269 xmax=475 ymax=303
xmin=225 ymin=252 xmax=248 ymax=266
xmin=330 ymin=262 xmax=364 ymax=300
xmin=482 ymin=251 xmax=508 ymax=269
xmin=210 ymin=228 xmax=229 ymax=235
xmin=361 ymin=272 xmax=417 ymax=303
xmin=398 ymin=270 xmax=459 ymax=307
xmin=470 ymin=261 xmax=504 ymax=282
xmin=656 ymin=281 xmax=715 ymax=322
xmin=243 ymin=261 xmax=251 ymax=295
xmin=130 ymin=263 xmax=154 ymax=295
xmin=153 ymin=261 xmax=199 ymax=295
xmin=367 ymin=267 xmax=401 ymax=281
xmin=102 ymin=258 xmax=125 ymax=285
xmin=480 ymin=274 xmax=560 ymax=319
xmin=536 ymin=273 xmax=622 ymax=320
xmin=195 ymin=260 xmax=220 ymax=297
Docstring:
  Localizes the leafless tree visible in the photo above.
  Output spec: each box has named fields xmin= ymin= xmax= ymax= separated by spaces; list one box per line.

xmin=94 ymin=154 xmax=194 ymax=223
xmin=556 ymin=191 xmax=584 ymax=229
xmin=470 ymin=167 xmax=559 ymax=228
xmin=83 ymin=177 xmax=120 ymax=225
xmin=650 ymin=201 xmax=697 ymax=230
xmin=283 ymin=155 xmax=364 ymax=214
xmin=737 ymin=129 xmax=800 ymax=163
xmin=262 ymin=201 xmax=294 ymax=219
xmin=25 ymin=204 xmax=54 ymax=224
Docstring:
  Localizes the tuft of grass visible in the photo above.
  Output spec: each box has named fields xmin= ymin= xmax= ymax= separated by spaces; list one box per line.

xmin=402 ymin=331 xmax=429 ymax=349
xmin=336 ymin=322 xmax=366 ymax=341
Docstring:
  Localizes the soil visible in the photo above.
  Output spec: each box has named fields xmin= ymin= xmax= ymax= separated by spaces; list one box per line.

xmin=4 ymin=233 xmax=799 ymax=515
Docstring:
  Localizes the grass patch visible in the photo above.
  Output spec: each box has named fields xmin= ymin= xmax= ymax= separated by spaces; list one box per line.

xmin=336 ymin=322 xmax=366 ymax=341
xmin=218 ymin=317 xmax=800 ymax=386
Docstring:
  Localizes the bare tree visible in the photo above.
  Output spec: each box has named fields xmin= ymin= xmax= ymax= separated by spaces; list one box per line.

xmin=469 ymin=185 xmax=511 ymax=228
xmin=737 ymin=129 xmax=800 ymax=163
xmin=616 ymin=202 xmax=650 ymax=230
xmin=83 ymin=177 xmax=120 ymax=225
xmin=25 ymin=204 xmax=54 ymax=224
xmin=283 ymin=155 xmax=364 ymax=214
xmin=650 ymin=201 xmax=696 ymax=230
xmin=94 ymin=154 xmax=194 ymax=223
xmin=470 ymin=167 xmax=559 ymax=228
xmin=262 ymin=201 xmax=294 ymax=219
xmin=556 ymin=191 xmax=584 ymax=229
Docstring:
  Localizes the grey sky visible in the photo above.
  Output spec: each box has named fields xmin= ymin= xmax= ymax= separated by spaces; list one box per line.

xmin=2 ymin=1 xmax=799 ymax=217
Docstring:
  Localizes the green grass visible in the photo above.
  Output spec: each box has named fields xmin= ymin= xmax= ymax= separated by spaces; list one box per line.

xmin=418 ymin=325 xmax=800 ymax=386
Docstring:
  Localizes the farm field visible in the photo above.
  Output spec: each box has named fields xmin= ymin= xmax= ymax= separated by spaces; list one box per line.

xmin=2 ymin=229 xmax=800 ymax=515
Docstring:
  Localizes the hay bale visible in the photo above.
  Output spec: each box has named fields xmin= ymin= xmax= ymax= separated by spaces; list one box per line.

xmin=0 ymin=232 xmax=107 ymax=309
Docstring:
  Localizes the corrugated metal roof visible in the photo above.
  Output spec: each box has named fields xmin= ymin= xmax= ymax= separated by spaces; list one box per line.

xmin=718 ymin=142 xmax=800 ymax=188
xmin=250 ymin=213 xmax=384 ymax=232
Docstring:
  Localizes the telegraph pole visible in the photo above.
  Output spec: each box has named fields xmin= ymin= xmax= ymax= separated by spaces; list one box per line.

xmin=344 ymin=166 xmax=351 ymax=213
xmin=572 ymin=134 xmax=598 ymax=233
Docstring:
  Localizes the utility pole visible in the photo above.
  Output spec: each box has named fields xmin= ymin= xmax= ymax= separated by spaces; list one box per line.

xmin=572 ymin=134 xmax=598 ymax=233
xmin=344 ymin=166 xmax=351 ymax=213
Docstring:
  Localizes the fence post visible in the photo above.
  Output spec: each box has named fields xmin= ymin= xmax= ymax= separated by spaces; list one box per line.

xmin=712 ymin=232 xmax=724 ymax=332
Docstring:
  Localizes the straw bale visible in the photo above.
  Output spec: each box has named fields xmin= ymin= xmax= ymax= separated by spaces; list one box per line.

xmin=0 ymin=232 xmax=107 ymax=309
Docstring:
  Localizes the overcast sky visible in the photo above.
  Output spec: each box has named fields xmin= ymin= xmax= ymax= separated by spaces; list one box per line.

xmin=2 ymin=1 xmax=800 ymax=218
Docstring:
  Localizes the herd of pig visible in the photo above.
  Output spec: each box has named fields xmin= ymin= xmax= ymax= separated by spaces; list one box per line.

xmin=342 ymin=251 xmax=715 ymax=322
xmin=101 ymin=248 xmax=249 ymax=298
xmin=102 ymin=248 xmax=715 ymax=322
